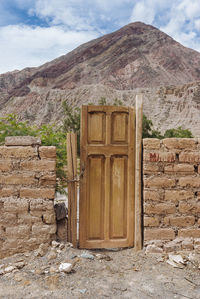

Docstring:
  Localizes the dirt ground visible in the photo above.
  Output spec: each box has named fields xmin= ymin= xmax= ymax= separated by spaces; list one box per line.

xmin=0 ymin=242 xmax=200 ymax=299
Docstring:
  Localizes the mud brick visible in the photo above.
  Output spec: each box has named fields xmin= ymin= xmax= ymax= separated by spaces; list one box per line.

xmin=0 ymin=174 xmax=36 ymax=185
xmin=0 ymin=146 xmax=37 ymax=158
xmin=39 ymin=175 xmax=56 ymax=186
xmin=30 ymin=199 xmax=54 ymax=211
xmin=6 ymin=225 xmax=31 ymax=237
xmin=163 ymin=138 xmax=196 ymax=150
xmin=5 ymin=136 xmax=41 ymax=146
xmin=144 ymin=228 xmax=175 ymax=240
xmin=0 ymin=188 xmax=18 ymax=197
xmin=164 ymin=164 xmax=194 ymax=173
xmin=179 ymin=177 xmax=200 ymax=188
xmin=143 ymin=163 xmax=160 ymax=174
xmin=143 ymin=139 xmax=161 ymax=149
xmin=144 ymin=203 xmax=176 ymax=215
xmin=144 ymin=151 xmax=176 ymax=162
xmin=3 ymin=199 xmax=29 ymax=213
xmin=143 ymin=190 xmax=163 ymax=201
xmin=179 ymin=202 xmax=200 ymax=214
xmin=20 ymin=188 xmax=55 ymax=199
xmin=0 ymin=160 xmax=12 ymax=172
xmin=39 ymin=146 xmax=56 ymax=159
xmin=179 ymin=152 xmax=200 ymax=163
xmin=43 ymin=212 xmax=56 ymax=224
xmin=182 ymin=238 xmax=194 ymax=250
xmin=32 ymin=223 xmax=56 ymax=235
xmin=178 ymin=229 xmax=200 ymax=238
xmin=144 ymin=177 xmax=176 ymax=188
xmin=167 ymin=216 xmax=195 ymax=227
xmin=21 ymin=160 xmax=56 ymax=172
xmin=144 ymin=217 xmax=160 ymax=227
xmin=165 ymin=190 xmax=194 ymax=202
xmin=198 ymin=165 xmax=200 ymax=174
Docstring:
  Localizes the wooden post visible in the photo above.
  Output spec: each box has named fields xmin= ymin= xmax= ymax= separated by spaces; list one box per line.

xmin=67 ymin=132 xmax=78 ymax=248
xmin=135 ymin=94 xmax=143 ymax=250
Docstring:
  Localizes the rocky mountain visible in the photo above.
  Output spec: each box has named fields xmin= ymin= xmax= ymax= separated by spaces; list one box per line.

xmin=0 ymin=22 xmax=200 ymax=136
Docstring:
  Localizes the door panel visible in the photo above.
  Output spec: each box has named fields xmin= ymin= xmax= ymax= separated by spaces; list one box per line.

xmin=79 ymin=105 xmax=135 ymax=249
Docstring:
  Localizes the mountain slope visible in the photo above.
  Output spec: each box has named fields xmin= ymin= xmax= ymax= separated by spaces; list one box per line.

xmin=0 ymin=22 xmax=200 ymax=136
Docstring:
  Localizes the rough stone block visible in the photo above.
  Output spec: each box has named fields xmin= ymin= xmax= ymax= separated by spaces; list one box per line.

xmin=168 ymin=216 xmax=195 ymax=227
xmin=179 ymin=152 xmax=200 ymax=163
xmin=0 ymin=188 xmax=18 ymax=197
xmin=39 ymin=146 xmax=56 ymax=159
xmin=0 ymin=174 xmax=37 ymax=186
xmin=43 ymin=212 xmax=56 ymax=224
xmin=144 ymin=177 xmax=176 ymax=189
xmin=182 ymin=238 xmax=194 ymax=250
xmin=179 ymin=177 xmax=200 ymax=188
xmin=163 ymin=138 xmax=196 ymax=150
xmin=144 ymin=216 xmax=160 ymax=227
xmin=21 ymin=160 xmax=56 ymax=172
xmin=164 ymin=164 xmax=194 ymax=173
xmin=145 ymin=203 xmax=176 ymax=215
xmin=6 ymin=225 xmax=31 ymax=237
xmin=144 ymin=151 xmax=176 ymax=163
xmin=165 ymin=190 xmax=194 ymax=203
xmin=143 ymin=190 xmax=163 ymax=201
xmin=30 ymin=199 xmax=54 ymax=211
xmin=178 ymin=229 xmax=200 ymax=238
xmin=3 ymin=199 xmax=29 ymax=213
xmin=0 ymin=146 xmax=37 ymax=158
xmin=39 ymin=175 xmax=56 ymax=186
xmin=179 ymin=202 xmax=200 ymax=214
xmin=144 ymin=228 xmax=175 ymax=240
xmin=20 ymin=188 xmax=55 ymax=199
xmin=5 ymin=136 xmax=41 ymax=146
xmin=143 ymin=163 xmax=160 ymax=174
xmin=0 ymin=160 xmax=12 ymax=172
xmin=143 ymin=139 xmax=161 ymax=149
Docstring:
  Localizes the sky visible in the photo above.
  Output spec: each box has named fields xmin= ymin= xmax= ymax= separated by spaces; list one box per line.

xmin=0 ymin=0 xmax=200 ymax=74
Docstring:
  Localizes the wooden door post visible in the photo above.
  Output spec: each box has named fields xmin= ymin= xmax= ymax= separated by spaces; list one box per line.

xmin=135 ymin=94 xmax=143 ymax=250
xmin=67 ymin=132 xmax=78 ymax=248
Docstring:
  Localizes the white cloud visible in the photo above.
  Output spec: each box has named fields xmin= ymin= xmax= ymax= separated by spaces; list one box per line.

xmin=130 ymin=0 xmax=200 ymax=52
xmin=0 ymin=25 xmax=98 ymax=74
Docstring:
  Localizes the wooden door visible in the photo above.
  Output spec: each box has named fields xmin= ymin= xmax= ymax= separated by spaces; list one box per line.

xmin=79 ymin=105 xmax=135 ymax=249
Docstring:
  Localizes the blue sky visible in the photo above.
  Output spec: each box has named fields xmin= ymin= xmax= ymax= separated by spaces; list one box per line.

xmin=0 ymin=0 xmax=200 ymax=74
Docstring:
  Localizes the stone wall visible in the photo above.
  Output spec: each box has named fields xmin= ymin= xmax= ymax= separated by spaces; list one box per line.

xmin=143 ymin=138 xmax=200 ymax=252
xmin=0 ymin=136 xmax=57 ymax=258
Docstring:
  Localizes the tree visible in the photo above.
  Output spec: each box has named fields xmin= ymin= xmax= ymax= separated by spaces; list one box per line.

xmin=142 ymin=114 xmax=163 ymax=139
xmin=164 ymin=126 xmax=193 ymax=138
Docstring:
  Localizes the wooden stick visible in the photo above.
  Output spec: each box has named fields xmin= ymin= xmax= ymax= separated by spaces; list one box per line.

xmin=67 ymin=132 xmax=78 ymax=247
xmin=135 ymin=94 xmax=143 ymax=251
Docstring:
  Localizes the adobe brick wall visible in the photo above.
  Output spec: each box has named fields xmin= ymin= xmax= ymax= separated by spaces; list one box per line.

xmin=143 ymin=138 xmax=200 ymax=252
xmin=0 ymin=136 xmax=57 ymax=258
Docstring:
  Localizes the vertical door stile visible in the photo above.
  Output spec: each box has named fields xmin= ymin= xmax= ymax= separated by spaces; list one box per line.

xmin=104 ymin=111 xmax=111 ymax=241
xmin=79 ymin=105 xmax=88 ymax=247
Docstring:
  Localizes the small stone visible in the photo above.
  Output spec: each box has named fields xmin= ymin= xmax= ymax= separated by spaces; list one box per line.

xmin=47 ymin=250 xmax=57 ymax=261
xmin=52 ymin=241 xmax=60 ymax=248
xmin=0 ymin=270 xmax=4 ymax=275
xmin=36 ymin=243 xmax=49 ymax=257
xmin=146 ymin=245 xmax=163 ymax=254
xmin=14 ymin=261 xmax=25 ymax=269
xmin=14 ymin=273 xmax=24 ymax=282
xmin=70 ymin=254 xmax=77 ymax=259
xmin=96 ymin=254 xmax=112 ymax=261
xmin=80 ymin=252 xmax=95 ymax=260
xmin=79 ymin=289 xmax=87 ymax=294
xmin=59 ymin=243 xmax=65 ymax=250
xmin=50 ymin=266 xmax=57 ymax=274
xmin=59 ymin=263 xmax=73 ymax=273
xmin=4 ymin=266 xmax=16 ymax=273
xmin=35 ymin=269 xmax=43 ymax=275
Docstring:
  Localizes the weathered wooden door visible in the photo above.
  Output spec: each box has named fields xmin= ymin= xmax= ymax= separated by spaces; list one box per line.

xmin=79 ymin=105 xmax=135 ymax=248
